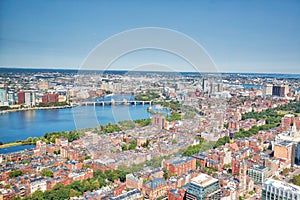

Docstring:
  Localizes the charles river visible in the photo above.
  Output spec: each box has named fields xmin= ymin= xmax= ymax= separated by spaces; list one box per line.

xmin=0 ymin=95 xmax=166 ymax=154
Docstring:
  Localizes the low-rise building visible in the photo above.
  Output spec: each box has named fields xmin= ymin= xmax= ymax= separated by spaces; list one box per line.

xmin=247 ymin=165 xmax=272 ymax=184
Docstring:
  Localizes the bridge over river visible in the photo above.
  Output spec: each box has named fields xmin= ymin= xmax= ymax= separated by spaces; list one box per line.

xmin=74 ymin=99 xmax=153 ymax=106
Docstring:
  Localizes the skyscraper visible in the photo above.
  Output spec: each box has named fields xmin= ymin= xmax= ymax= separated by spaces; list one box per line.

xmin=263 ymin=84 xmax=273 ymax=96
xmin=0 ymin=88 xmax=7 ymax=103
xmin=272 ymin=85 xmax=289 ymax=97
xmin=152 ymin=114 xmax=166 ymax=129
xmin=202 ymin=79 xmax=210 ymax=93
xmin=17 ymin=91 xmax=25 ymax=104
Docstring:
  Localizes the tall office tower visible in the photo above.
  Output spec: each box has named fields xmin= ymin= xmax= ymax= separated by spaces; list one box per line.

xmin=210 ymin=82 xmax=223 ymax=94
xmin=263 ymin=84 xmax=273 ymax=96
xmin=152 ymin=114 xmax=166 ymax=129
xmin=7 ymin=91 xmax=16 ymax=105
xmin=24 ymin=91 xmax=36 ymax=107
xmin=272 ymin=85 xmax=289 ymax=97
xmin=38 ymin=80 xmax=49 ymax=91
xmin=202 ymin=79 xmax=210 ymax=93
xmin=17 ymin=91 xmax=25 ymax=104
xmin=0 ymin=88 xmax=7 ymax=102
xmin=185 ymin=173 xmax=221 ymax=200
xmin=262 ymin=179 xmax=300 ymax=200
xmin=217 ymin=83 xmax=223 ymax=93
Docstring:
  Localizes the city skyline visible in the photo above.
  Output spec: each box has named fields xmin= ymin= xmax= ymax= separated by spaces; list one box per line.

xmin=1 ymin=0 xmax=300 ymax=73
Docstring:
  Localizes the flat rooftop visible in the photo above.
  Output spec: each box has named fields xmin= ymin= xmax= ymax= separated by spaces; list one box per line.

xmin=264 ymin=179 xmax=300 ymax=193
xmin=191 ymin=173 xmax=218 ymax=187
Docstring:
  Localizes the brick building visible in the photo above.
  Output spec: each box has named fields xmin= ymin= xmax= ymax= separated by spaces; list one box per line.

xmin=42 ymin=94 xmax=59 ymax=103
xmin=163 ymin=157 xmax=196 ymax=176
xmin=142 ymin=178 xmax=167 ymax=200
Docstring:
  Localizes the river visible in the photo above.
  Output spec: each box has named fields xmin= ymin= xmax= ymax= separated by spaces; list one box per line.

xmin=0 ymin=95 xmax=167 ymax=153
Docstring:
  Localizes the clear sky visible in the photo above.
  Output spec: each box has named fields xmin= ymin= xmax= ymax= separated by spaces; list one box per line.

xmin=0 ymin=0 xmax=299 ymax=73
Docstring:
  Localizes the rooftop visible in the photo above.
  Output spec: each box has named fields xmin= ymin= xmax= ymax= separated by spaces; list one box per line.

xmin=191 ymin=173 xmax=218 ymax=187
xmin=264 ymin=179 xmax=300 ymax=193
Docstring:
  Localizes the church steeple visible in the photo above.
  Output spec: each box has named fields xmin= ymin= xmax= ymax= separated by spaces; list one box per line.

xmin=291 ymin=122 xmax=299 ymax=137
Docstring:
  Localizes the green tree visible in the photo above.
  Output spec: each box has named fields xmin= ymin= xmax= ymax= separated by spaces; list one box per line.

xmin=9 ymin=170 xmax=23 ymax=178
xmin=196 ymin=160 xmax=200 ymax=169
xmin=290 ymin=174 xmax=300 ymax=186
xmin=28 ymin=190 xmax=44 ymax=200
xmin=163 ymin=168 xmax=170 ymax=179
xmin=40 ymin=169 xmax=53 ymax=177
xmin=128 ymin=140 xmax=137 ymax=150
xmin=282 ymin=168 xmax=290 ymax=175
xmin=172 ymin=139 xmax=178 ymax=144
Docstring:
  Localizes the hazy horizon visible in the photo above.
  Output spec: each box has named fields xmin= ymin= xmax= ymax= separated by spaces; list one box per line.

xmin=1 ymin=0 xmax=300 ymax=73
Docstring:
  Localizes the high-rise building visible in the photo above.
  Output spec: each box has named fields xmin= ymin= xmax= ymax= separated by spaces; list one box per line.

xmin=263 ymin=84 xmax=273 ymax=96
xmin=202 ymin=79 xmax=210 ymax=93
xmin=24 ymin=91 xmax=36 ymax=107
xmin=0 ymin=88 xmax=7 ymax=103
xmin=272 ymin=85 xmax=289 ymax=97
xmin=38 ymin=80 xmax=49 ymax=91
xmin=210 ymin=83 xmax=223 ymax=94
xmin=185 ymin=173 xmax=221 ymax=200
xmin=7 ymin=91 xmax=16 ymax=105
xmin=17 ymin=91 xmax=25 ymax=104
xmin=262 ymin=179 xmax=300 ymax=200
xmin=152 ymin=114 xmax=167 ymax=129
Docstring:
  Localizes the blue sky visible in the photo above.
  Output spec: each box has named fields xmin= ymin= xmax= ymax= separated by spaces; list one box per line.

xmin=0 ymin=0 xmax=300 ymax=73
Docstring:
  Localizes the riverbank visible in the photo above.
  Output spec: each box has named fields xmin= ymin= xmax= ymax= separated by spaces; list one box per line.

xmin=0 ymin=105 xmax=74 ymax=114
xmin=0 ymin=142 xmax=23 ymax=149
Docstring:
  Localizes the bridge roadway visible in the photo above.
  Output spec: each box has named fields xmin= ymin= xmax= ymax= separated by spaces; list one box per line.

xmin=76 ymin=100 xmax=152 ymax=106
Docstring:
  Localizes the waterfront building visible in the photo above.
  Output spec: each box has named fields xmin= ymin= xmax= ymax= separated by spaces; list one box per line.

xmin=7 ymin=91 xmax=16 ymax=105
xmin=0 ymin=88 xmax=7 ymax=103
xmin=55 ymin=138 xmax=68 ymax=146
xmin=18 ymin=91 xmax=36 ymax=107
xmin=262 ymin=179 xmax=300 ymax=200
xmin=36 ymin=140 xmax=47 ymax=156
xmin=25 ymin=92 xmax=34 ymax=106
xmin=17 ymin=91 xmax=25 ymax=104
xmin=42 ymin=94 xmax=59 ymax=103
xmin=185 ymin=173 xmax=221 ymax=200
